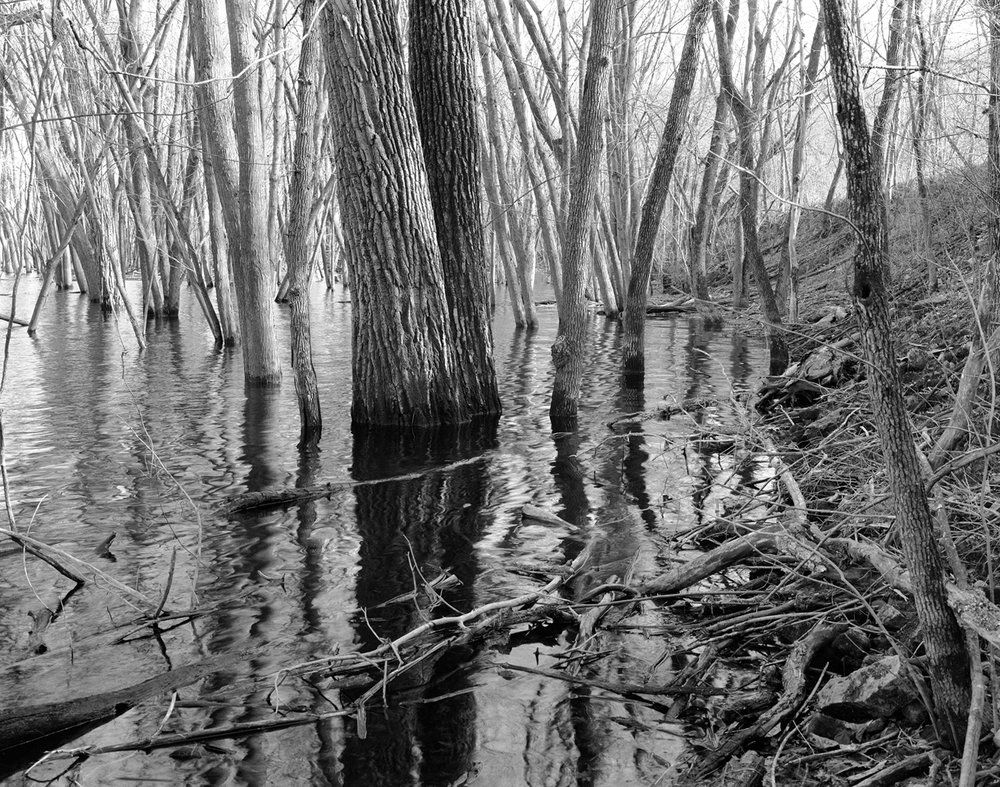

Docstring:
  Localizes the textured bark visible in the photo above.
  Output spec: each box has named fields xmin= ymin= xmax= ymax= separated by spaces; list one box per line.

xmin=225 ymin=0 xmax=282 ymax=385
xmin=410 ymin=0 xmax=501 ymax=419
xmin=822 ymin=0 xmax=970 ymax=749
xmin=284 ymin=0 xmax=323 ymax=444
xmin=620 ymin=0 xmax=710 ymax=382
xmin=325 ymin=0 xmax=465 ymax=426
xmin=713 ymin=2 xmax=788 ymax=374
xmin=549 ymin=0 xmax=615 ymax=428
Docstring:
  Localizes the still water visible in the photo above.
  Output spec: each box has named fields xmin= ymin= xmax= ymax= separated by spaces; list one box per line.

xmin=0 ymin=279 xmax=766 ymax=785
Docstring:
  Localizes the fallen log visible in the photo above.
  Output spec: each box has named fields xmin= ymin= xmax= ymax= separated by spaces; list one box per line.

xmin=0 ymin=312 xmax=28 ymax=327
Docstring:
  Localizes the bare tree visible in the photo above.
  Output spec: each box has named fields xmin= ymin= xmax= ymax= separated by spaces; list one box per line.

xmin=822 ymin=0 xmax=971 ymax=748
xmin=549 ymin=0 xmax=615 ymax=428
xmin=713 ymin=0 xmax=788 ymax=374
xmin=620 ymin=0 xmax=712 ymax=382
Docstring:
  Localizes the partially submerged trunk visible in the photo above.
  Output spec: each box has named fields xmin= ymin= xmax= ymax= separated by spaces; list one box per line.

xmin=620 ymin=0 xmax=711 ymax=383
xmin=325 ymin=0 xmax=465 ymax=426
xmin=713 ymin=3 xmax=787 ymax=374
xmin=410 ymin=0 xmax=501 ymax=420
xmin=549 ymin=0 xmax=614 ymax=428
xmin=225 ymin=0 xmax=282 ymax=385
xmin=284 ymin=0 xmax=323 ymax=444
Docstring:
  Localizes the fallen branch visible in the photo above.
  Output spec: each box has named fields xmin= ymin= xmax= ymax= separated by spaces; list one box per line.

xmin=495 ymin=662 xmax=732 ymax=697
xmin=0 ymin=527 xmax=156 ymax=612
xmin=638 ymin=521 xmax=821 ymax=596
xmin=221 ymin=455 xmax=489 ymax=515
xmin=0 ymin=313 xmax=28 ymax=327
xmin=831 ymin=537 xmax=1000 ymax=649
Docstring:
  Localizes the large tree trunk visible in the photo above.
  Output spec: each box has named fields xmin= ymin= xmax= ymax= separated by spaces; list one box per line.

xmin=549 ymin=0 xmax=615 ymax=428
xmin=324 ymin=0 xmax=466 ymax=427
xmin=713 ymin=2 xmax=788 ymax=375
xmin=620 ymin=0 xmax=711 ymax=383
xmin=410 ymin=0 xmax=501 ymax=420
xmin=822 ymin=0 xmax=971 ymax=749
xmin=225 ymin=0 xmax=282 ymax=385
xmin=283 ymin=0 xmax=323 ymax=444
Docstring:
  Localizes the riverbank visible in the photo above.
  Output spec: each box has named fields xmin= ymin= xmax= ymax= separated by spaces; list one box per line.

xmin=665 ymin=172 xmax=1000 ymax=784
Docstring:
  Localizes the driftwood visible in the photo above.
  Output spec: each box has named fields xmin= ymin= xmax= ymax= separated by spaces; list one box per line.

xmin=638 ymin=520 xmax=822 ymax=596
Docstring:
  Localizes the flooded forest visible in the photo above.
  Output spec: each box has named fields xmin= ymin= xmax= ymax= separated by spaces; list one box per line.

xmin=3 ymin=0 xmax=1000 ymax=785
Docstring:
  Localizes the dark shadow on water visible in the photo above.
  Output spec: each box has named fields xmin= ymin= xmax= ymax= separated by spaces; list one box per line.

xmin=338 ymin=420 xmax=497 ymax=787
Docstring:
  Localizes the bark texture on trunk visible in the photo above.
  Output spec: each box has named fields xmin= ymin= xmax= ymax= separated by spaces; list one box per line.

xmin=620 ymin=0 xmax=711 ymax=382
xmin=284 ymin=0 xmax=323 ymax=444
xmin=410 ymin=0 xmax=501 ymax=420
xmin=549 ymin=0 xmax=615 ymax=429
xmin=822 ymin=0 xmax=970 ymax=749
xmin=325 ymin=0 xmax=464 ymax=427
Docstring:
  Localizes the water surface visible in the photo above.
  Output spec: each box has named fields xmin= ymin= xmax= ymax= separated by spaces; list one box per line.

xmin=0 ymin=278 xmax=766 ymax=785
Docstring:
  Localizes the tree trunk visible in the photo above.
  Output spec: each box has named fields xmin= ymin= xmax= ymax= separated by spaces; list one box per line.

xmin=549 ymin=0 xmax=614 ymax=428
xmin=284 ymin=0 xmax=323 ymax=444
xmin=324 ymin=0 xmax=466 ymax=426
xmin=620 ymin=0 xmax=711 ymax=382
xmin=689 ymin=85 xmax=731 ymax=304
xmin=912 ymin=4 xmax=937 ymax=292
xmin=477 ymin=27 xmax=537 ymax=328
xmin=225 ymin=0 xmax=282 ymax=385
xmin=410 ymin=0 xmax=501 ymax=420
xmin=822 ymin=0 xmax=971 ymax=749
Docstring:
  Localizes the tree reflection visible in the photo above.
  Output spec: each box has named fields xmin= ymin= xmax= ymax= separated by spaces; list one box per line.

xmin=339 ymin=422 xmax=496 ymax=786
